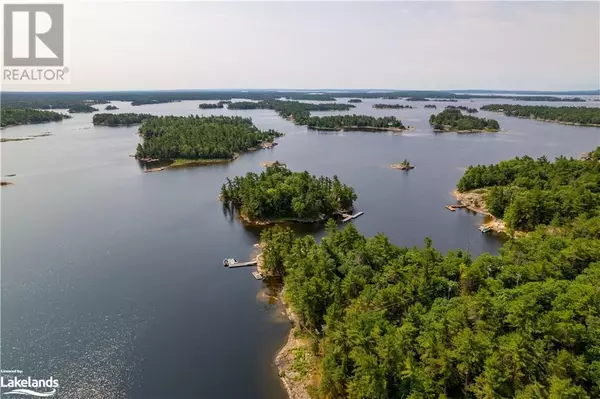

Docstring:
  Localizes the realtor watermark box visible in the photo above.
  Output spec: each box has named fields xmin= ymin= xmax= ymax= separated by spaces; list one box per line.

xmin=3 ymin=3 xmax=70 ymax=84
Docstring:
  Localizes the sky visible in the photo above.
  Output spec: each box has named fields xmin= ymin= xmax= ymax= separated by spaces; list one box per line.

xmin=3 ymin=1 xmax=599 ymax=92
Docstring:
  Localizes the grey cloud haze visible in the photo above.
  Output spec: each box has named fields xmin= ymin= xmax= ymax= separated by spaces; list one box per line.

xmin=4 ymin=1 xmax=600 ymax=91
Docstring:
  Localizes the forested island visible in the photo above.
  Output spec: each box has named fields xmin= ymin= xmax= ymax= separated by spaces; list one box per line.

xmin=135 ymin=115 xmax=282 ymax=164
xmin=68 ymin=104 xmax=98 ymax=113
xmin=429 ymin=109 xmax=500 ymax=132
xmin=348 ymin=99 xmax=362 ymax=103
xmin=480 ymin=104 xmax=600 ymax=126
xmin=198 ymin=102 xmax=225 ymax=109
xmin=457 ymin=148 xmax=600 ymax=231
xmin=92 ymin=113 xmax=154 ymax=126
xmin=105 ymin=105 xmax=118 ymax=110
xmin=1 ymin=108 xmax=71 ymax=127
xmin=227 ymin=100 xmax=354 ymax=124
xmin=262 ymin=210 xmax=600 ymax=398
xmin=373 ymin=104 xmax=413 ymax=109
xmin=446 ymin=105 xmax=478 ymax=113
xmin=424 ymin=104 xmax=437 ymax=108
xmin=305 ymin=115 xmax=405 ymax=131
xmin=220 ymin=163 xmax=356 ymax=224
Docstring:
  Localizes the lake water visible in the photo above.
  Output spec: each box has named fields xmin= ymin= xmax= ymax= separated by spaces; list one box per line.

xmin=2 ymin=97 xmax=599 ymax=398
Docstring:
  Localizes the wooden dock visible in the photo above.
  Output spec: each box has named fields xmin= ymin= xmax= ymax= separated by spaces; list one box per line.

xmin=341 ymin=211 xmax=364 ymax=223
xmin=445 ymin=204 xmax=466 ymax=212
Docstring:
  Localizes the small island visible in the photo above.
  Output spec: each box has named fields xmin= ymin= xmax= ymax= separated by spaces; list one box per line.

xmin=446 ymin=105 xmax=478 ymax=113
xmin=1 ymin=108 xmax=71 ymax=128
xmin=348 ymin=99 xmax=362 ymax=103
xmin=135 ymin=115 xmax=283 ymax=166
xmin=198 ymin=102 xmax=225 ymax=109
xmin=105 ymin=105 xmax=119 ymax=110
xmin=227 ymin=99 xmax=354 ymax=124
xmin=391 ymin=159 xmax=414 ymax=170
xmin=480 ymin=104 xmax=600 ymax=127
xmin=305 ymin=115 xmax=406 ymax=131
xmin=424 ymin=104 xmax=437 ymax=109
xmin=93 ymin=113 xmax=154 ymax=126
xmin=373 ymin=104 xmax=413 ymax=109
xmin=68 ymin=104 xmax=98 ymax=113
xmin=429 ymin=108 xmax=500 ymax=132
xmin=220 ymin=163 xmax=357 ymax=225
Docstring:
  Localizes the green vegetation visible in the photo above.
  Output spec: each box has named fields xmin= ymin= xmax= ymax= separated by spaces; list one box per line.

xmin=457 ymin=149 xmax=600 ymax=231
xmin=348 ymin=99 xmax=362 ymax=103
xmin=481 ymin=104 xmax=600 ymax=126
xmin=424 ymin=104 xmax=437 ymax=109
xmin=447 ymin=105 xmax=478 ymax=113
xmin=1 ymin=108 xmax=70 ymax=127
xmin=220 ymin=163 xmax=356 ymax=223
xmin=391 ymin=159 xmax=414 ymax=170
xmin=227 ymin=99 xmax=354 ymax=124
xmin=105 ymin=105 xmax=118 ymax=110
xmin=198 ymin=102 xmax=226 ymax=109
xmin=373 ymin=104 xmax=413 ymax=109
xmin=68 ymin=104 xmax=98 ymax=113
xmin=260 ymin=213 xmax=600 ymax=398
xmin=429 ymin=109 xmax=500 ymax=132
xmin=92 ymin=113 xmax=154 ymax=126
xmin=135 ymin=115 xmax=282 ymax=161
xmin=305 ymin=115 xmax=405 ymax=131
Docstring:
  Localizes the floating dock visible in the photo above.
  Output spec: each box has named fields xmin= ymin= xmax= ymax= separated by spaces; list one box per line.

xmin=445 ymin=204 xmax=466 ymax=211
xmin=341 ymin=211 xmax=364 ymax=223
xmin=252 ymin=271 xmax=264 ymax=280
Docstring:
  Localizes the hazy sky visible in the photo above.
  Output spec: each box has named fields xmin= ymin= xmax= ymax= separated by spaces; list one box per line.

xmin=4 ymin=1 xmax=600 ymax=91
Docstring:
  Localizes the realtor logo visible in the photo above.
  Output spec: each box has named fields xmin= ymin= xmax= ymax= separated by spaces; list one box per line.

xmin=3 ymin=4 xmax=64 ymax=66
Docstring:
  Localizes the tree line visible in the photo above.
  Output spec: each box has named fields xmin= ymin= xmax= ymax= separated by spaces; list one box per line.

xmin=134 ymin=115 xmax=282 ymax=161
xmin=457 ymin=149 xmax=600 ymax=231
xmin=481 ymin=104 xmax=600 ymax=126
xmin=198 ymin=101 xmax=228 ymax=109
xmin=1 ymin=108 xmax=71 ymax=127
xmin=92 ymin=113 xmax=154 ymax=126
xmin=260 ymin=213 xmax=600 ymax=398
xmin=220 ymin=163 xmax=356 ymax=222
xmin=429 ymin=109 xmax=500 ymax=132
xmin=446 ymin=105 xmax=478 ymax=113
xmin=68 ymin=104 xmax=98 ymax=113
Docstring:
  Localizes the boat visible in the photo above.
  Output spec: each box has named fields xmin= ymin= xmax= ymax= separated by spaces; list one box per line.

xmin=479 ymin=226 xmax=491 ymax=233
xmin=223 ymin=258 xmax=237 ymax=267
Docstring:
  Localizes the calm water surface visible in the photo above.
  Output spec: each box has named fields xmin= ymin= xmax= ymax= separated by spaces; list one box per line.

xmin=2 ymin=98 xmax=599 ymax=398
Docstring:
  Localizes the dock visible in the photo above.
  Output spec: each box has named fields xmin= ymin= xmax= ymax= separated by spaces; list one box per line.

xmin=479 ymin=226 xmax=491 ymax=233
xmin=445 ymin=204 xmax=466 ymax=212
xmin=225 ymin=259 xmax=258 ymax=268
xmin=252 ymin=271 xmax=264 ymax=280
xmin=341 ymin=211 xmax=364 ymax=223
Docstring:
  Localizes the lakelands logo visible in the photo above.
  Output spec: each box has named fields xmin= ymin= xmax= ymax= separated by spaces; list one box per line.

xmin=0 ymin=372 xmax=58 ymax=397
xmin=2 ymin=3 xmax=70 ymax=83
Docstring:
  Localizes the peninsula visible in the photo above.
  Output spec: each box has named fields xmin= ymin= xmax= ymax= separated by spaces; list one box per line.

xmin=1 ymin=108 xmax=71 ymax=128
xmin=93 ymin=113 xmax=154 ymax=126
xmin=480 ymin=104 xmax=600 ymax=127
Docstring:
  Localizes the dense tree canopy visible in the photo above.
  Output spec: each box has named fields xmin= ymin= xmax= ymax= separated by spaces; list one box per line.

xmin=305 ymin=115 xmax=405 ymax=131
xmin=1 ymin=108 xmax=70 ymax=127
xmin=348 ymin=99 xmax=363 ymax=103
xmin=373 ymin=104 xmax=413 ymax=109
xmin=457 ymin=150 xmax=600 ymax=231
xmin=135 ymin=115 xmax=283 ymax=160
xmin=227 ymin=99 xmax=354 ymax=124
xmin=92 ymin=113 xmax=154 ymax=126
xmin=447 ymin=105 xmax=478 ymax=113
xmin=260 ymin=215 xmax=600 ymax=399
xmin=220 ymin=163 xmax=356 ymax=222
xmin=481 ymin=105 xmax=600 ymax=126
xmin=424 ymin=104 xmax=437 ymax=109
xmin=429 ymin=109 xmax=500 ymax=132
xmin=198 ymin=101 xmax=226 ymax=109
xmin=68 ymin=104 xmax=98 ymax=113
xmin=105 ymin=105 xmax=118 ymax=110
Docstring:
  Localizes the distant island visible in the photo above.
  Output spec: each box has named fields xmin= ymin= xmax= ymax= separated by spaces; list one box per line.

xmin=105 ymin=105 xmax=118 ymax=110
xmin=135 ymin=115 xmax=283 ymax=166
xmin=373 ymin=104 xmax=413 ymax=109
xmin=93 ymin=113 xmax=154 ymax=126
xmin=199 ymin=101 xmax=227 ymax=109
xmin=348 ymin=99 xmax=362 ymax=103
xmin=1 ymin=108 xmax=71 ymax=127
xmin=391 ymin=159 xmax=414 ymax=170
xmin=220 ymin=162 xmax=356 ymax=225
xmin=424 ymin=104 xmax=437 ymax=108
xmin=305 ymin=115 xmax=405 ymax=131
xmin=68 ymin=104 xmax=98 ymax=113
xmin=429 ymin=108 xmax=500 ymax=132
xmin=446 ymin=105 xmax=478 ymax=113
xmin=480 ymin=104 xmax=600 ymax=127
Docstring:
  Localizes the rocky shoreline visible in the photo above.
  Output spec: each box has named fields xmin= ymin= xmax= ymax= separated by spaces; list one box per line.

xmin=452 ymin=189 xmax=507 ymax=234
